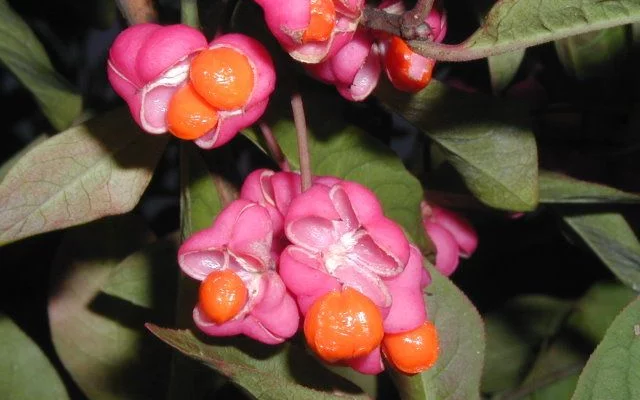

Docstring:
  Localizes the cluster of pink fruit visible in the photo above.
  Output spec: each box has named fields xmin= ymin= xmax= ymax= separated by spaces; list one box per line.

xmin=107 ymin=0 xmax=477 ymax=376
xmin=177 ymin=168 xmax=476 ymax=375
xmin=257 ymin=0 xmax=447 ymax=100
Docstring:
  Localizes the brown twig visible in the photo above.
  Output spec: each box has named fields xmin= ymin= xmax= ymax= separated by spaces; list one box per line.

xmin=259 ymin=122 xmax=290 ymax=172
xmin=116 ymin=0 xmax=158 ymax=25
xmin=361 ymin=0 xmax=435 ymax=41
xmin=291 ymin=93 xmax=312 ymax=192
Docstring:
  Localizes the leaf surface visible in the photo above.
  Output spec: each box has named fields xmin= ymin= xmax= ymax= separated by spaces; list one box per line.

xmin=0 ymin=0 xmax=81 ymax=129
xmin=0 ymin=109 xmax=168 ymax=246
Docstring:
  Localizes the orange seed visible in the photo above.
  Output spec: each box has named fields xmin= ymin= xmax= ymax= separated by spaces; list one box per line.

xmin=190 ymin=47 xmax=254 ymax=111
xmin=382 ymin=321 xmax=439 ymax=374
xmin=199 ymin=269 xmax=248 ymax=325
xmin=167 ymin=82 xmax=219 ymax=140
xmin=304 ymin=287 xmax=384 ymax=363
xmin=385 ymin=36 xmax=434 ymax=93
xmin=302 ymin=0 xmax=336 ymax=43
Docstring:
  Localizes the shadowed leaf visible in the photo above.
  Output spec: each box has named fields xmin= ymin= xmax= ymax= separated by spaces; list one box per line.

xmin=378 ymin=80 xmax=538 ymax=211
xmin=0 ymin=315 xmax=70 ymax=399
xmin=0 ymin=108 xmax=168 ymax=246
xmin=571 ymin=298 xmax=640 ymax=400
xmin=0 ymin=0 xmax=81 ymax=129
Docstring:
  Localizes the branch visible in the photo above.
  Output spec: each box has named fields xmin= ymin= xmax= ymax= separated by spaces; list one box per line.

xmin=361 ymin=0 xmax=435 ymax=41
xmin=291 ymin=93 xmax=312 ymax=192
xmin=116 ymin=0 xmax=158 ymax=25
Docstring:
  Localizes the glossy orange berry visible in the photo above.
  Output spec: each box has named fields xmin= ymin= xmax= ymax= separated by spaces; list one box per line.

xmin=190 ymin=47 xmax=254 ymax=111
xmin=382 ymin=321 xmax=439 ymax=374
xmin=385 ymin=36 xmax=434 ymax=93
xmin=199 ymin=270 xmax=248 ymax=324
xmin=167 ymin=82 xmax=219 ymax=140
xmin=302 ymin=0 xmax=336 ymax=43
xmin=304 ymin=287 xmax=384 ymax=363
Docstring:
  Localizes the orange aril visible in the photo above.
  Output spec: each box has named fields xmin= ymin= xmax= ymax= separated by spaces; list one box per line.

xmin=304 ymin=287 xmax=384 ymax=363
xmin=302 ymin=0 xmax=336 ymax=43
xmin=167 ymin=82 xmax=219 ymax=140
xmin=385 ymin=36 xmax=434 ymax=93
xmin=190 ymin=47 xmax=254 ymax=111
xmin=199 ymin=269 xmax=248 ymax=324
xmin=382 ymin=321 xmax=439 ymax=374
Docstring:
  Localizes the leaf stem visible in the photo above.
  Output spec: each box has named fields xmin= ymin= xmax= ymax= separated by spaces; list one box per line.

xmin=115 ymin=0 xmax=157 ymax=25
xmin=259 ymin=122 xmax=290 ymax=172
xmin=291 ymin=93 xmax=312 ymax=192
xmin=181 ymin=0 xmax=199 ymax=27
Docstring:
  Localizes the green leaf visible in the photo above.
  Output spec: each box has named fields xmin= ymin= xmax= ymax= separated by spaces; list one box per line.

xmin=146 ymin=326 xmax=370 ymax=400
xmin=540 ymin=171 xmax=640 ymax=204
xmin=0 ymin=108 xmax=168 ymax=246
xmin=566 ymin=282 xmax=637 ymax=345
xmin=555 ymin=26 xmax=628 ymax=79
xmin=482 ymin=296 xmax=573 ymax=394
xmin=0 ymin=135 xmax=47 ymax=183
xmin=571 ymin=298 xmax=640 ymax=400
xmin=269 ymin=115 xmax=430 ymax=250
xmin=0 ymin=315 xmax=70 ymax=399
xmin=102 ymin=234 xmax=179 ymax=309
xmin=179 ymin=143 xmax=223 ymax=239
xmin=488 ymin=50 xmax=526 ymax=93
xmin=411 ymin=0 xmax=640 ymax=61
xmin=390 ymin=262 xmax=485 ymax=400
xmin=0 ymin=0 xmax=81 ymax=130
xmin=48 ymin=215 xmax=172 ymax=400
xmin=377 ymin=80 xmax=538 ymax=211
xmin=563 ymin=212 xmax=640 ymax=289
xmin=517 ymin=340 xmax=584 ymax=400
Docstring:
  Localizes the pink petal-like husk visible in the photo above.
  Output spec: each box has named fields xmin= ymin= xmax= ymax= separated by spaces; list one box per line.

xmin=139 ymin=84 xmax=179 ymax=133
xmin=352 ymin=230 xmax=405 ymax=277
xmin=136 ymin=24 xmax=207 ymax=83
xmin=427 ymin=6 xmax=447 ymax=43
xmin=250 ymin=271 xmax=300 ymax=339
xmin=383 ymin=246 xmax=427 ymax=333
xmin=335 ymin=45 xmax=381 ymax=101
xmin=195 ymin=99 xmax=269 ymax=149
xmin=109 ymin=24 xmax=161 ymax=88
xmin=178 ymin=249 xmax=227 ymax=281
xmin=178 ymin=200 xmax=261 ymax=278
xmin=346 ymin=346 xmax=384 ymax=375
xmin=257 ymin=0 xmax=309 ymax=55
xmin=431 ymin=206 xmax=478 ymax=257
xmin=424 ymin=220 xmax=460 ymax=276
xmin=107 ymin=65 xmax=143 ymax=125
xmin=228 ymin=203 xmax=273 ymax=269
xmin=305 ymin=61 xmax=337 ymax=84
xmin=240 ymin=169 xmax=277 ymax=206
xmin=208 ymin=34 xmax=276 ymax=106
xmin=286 ymin=184 xmax=342 ymax=245
xmin=290 ymin=27 xmax=356 ymax=64
xmin=334 ymin=265 xmax=391 ymax=309
xmin=330 ymin=30 xmax=372 ymax=85
xmin=271 ymin=172 xmax=302 ymax=215
xmin=361 ymin=217 xmax=410 ymax=272
xmin=338 ymin=182 xmax=383 ymax=224
xmin=194 ymin=306 xmax=285 ymax=344
xmin=279 ymin=246 xmax=341 ymax=313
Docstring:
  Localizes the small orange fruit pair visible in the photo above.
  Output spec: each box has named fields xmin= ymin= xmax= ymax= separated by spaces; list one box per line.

xmin=167 ymin=47 xmax=254 ymax=140
xmin=304 ymin=287 xmax=439 ymax=374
